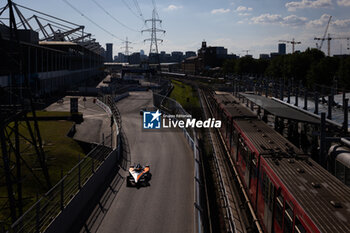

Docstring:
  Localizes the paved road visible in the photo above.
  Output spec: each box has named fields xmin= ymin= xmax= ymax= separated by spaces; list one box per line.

xmin=46 ymin=96 xmax=115 ymax=147
xmin=95 ymin=91 xmax=194 ymax=233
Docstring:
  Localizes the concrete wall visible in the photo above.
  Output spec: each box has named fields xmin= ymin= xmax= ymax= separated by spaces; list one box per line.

xmin=45 ymin=149 xmax=118 ymax=233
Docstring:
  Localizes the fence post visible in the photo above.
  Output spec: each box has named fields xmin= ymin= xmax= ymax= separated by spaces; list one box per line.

xmin=280 ymin=79 xmax=284 ymax=100
xmin=0 ymin=221 xmax=4 ymax=233
xmin=36 ymin=194 xmax=40 ymax=233
xmin=60 ymin=169 xmax=64 ymax=210
xmin=314 ymin=92 xmax=319 ymax=115
xmin=92 ymin=157 xmax=95 ymax=173
xmin=295 ymin=84 xmax=299 ymax=107
xmin=327 ymin=95 xmax=332 ymax=120
xmin=274 ymin=81 xmax=278 ymax=98
xmin=344 ymin=99 xmax=348 ymax=133
xmin=303 ymin=89 xmax=308 ymax=110
xmin=287 ymin=80 xmax=291 ymax=103
xmin=78 ymin=155 xmax=81 ymax=189
xmin=320 ymin=113 xmax=326 ymax=167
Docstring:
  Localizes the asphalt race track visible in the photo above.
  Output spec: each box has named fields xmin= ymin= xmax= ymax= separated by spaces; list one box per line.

xmin=95 ymin=91 xmax=194 ymax=233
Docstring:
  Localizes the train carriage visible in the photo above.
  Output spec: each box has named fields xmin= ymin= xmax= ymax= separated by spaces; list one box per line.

xmin=211 ymin=92 xmax=350 ymax=233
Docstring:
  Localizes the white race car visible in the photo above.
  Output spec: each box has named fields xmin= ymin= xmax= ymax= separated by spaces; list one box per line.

xmin=127 ymin=164 xmax=151 ymax=187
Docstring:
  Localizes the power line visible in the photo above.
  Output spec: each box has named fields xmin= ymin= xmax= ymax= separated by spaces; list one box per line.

xmin=152 ymin=0 xmax=159 ymax=19
xmin=152 ymin=0 xmax=157 ymax=10
xmin=120 ymin=0 xmax=143 ymax=22
xmin=91 ymin=0 xmax=140 ymax=33
xmin=132 ymin=0 xmax=144 ymax=21
xmin=62 ymin=0 xmax=126 ymax=42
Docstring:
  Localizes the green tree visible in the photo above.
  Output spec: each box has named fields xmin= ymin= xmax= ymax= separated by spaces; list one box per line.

xmin=337 ymin=56 xmax=350 ymax=90
xmin=306 ymin=56 xmax=339 ymax=87
xmin=235 ymin=56 xmax=257 ymax=74
xmin=222 ymin=58 xmax=236 ymax=74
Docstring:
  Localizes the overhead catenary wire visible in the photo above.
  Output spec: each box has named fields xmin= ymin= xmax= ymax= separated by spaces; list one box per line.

xmin=91 ymin=0 xmax=140 ymax=33
xmin=62 ymin=0 xmax=126 ymax=42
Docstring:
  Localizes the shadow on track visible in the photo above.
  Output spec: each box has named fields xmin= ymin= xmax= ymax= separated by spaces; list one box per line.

xmin=69 ymin=131 xmax=131 ymax=233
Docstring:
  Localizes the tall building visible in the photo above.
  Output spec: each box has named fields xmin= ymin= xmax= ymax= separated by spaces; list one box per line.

xmin=117 ymin=52 xmax=125 ymax=62
xmin=198 ymin=41 xmax=229 ymax=68
xmin=259 ymin=54 xmax=270 ymax=59
xmin=278 ymin=43 xmax=286 ymax=55
xmin=270 ymin=52 xmax=280 ymax=59
xmin=159 ymin=51 xmax=171 ymax=63
xmin=185 ymin=51 xmax=196 ymax=58
xmin=129 ymin=52 xmax=141 ymax=64
xmin=171 ymin=51 xmax=184 ymax=62
xmin=106 ymin=43 xmax=113 ymax=62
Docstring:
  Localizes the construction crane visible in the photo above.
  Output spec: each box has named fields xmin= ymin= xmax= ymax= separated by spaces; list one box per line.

xmin=314 ymin=15 xmax=332 ymax=56
xmin=315 ymin=34 xmax=350 ymax=56
xmin=333 ymin=36 xmax=350 ymax=53
xmin=278 ymin=38 xmax=301 ymax=53
xmin=242 ymin=50 xmax=250 ymax=55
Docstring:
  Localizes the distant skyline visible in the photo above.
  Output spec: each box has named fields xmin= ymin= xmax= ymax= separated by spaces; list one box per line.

xmin=6 ymin=0 xmax=350 ymax=58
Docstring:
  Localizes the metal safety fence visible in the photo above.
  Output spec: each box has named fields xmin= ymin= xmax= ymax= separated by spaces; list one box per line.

xmin=153 ymin=93 xmax=205 ymax=233
xmin=9 ymin=145 xmax=114 ymax=233
xmin=8 ymin=94 xmax=123 ymax=233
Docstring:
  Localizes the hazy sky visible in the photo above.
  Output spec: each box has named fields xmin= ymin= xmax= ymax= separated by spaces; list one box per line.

xmin=5 ymin=0 xmax=350 ymax=57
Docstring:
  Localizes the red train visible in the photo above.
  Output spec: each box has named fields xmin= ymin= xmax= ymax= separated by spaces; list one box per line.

xmin=209 ymin=92 xmax=350 ymax=233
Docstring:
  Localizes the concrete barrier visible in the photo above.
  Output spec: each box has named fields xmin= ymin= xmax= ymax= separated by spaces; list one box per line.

xmin=45 ymin=149 xmax=118 ymax=233
xmin=114 ymin=92 xmax=129 ymax=102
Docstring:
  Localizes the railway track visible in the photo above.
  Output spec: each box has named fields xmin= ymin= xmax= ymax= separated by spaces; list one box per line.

xmin=199 ymin=89 xmax=263 ymax=233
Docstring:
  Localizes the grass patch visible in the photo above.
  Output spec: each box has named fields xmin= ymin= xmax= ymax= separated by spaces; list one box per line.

xmin=0 ymin=120 xmax=85 ymax=225
xmin=169 ymin=79 xmax=201 ymax=118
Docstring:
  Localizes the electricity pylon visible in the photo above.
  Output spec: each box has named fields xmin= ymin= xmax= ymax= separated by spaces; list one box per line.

xmin=142 ymin=9 xmax=165 ymax=55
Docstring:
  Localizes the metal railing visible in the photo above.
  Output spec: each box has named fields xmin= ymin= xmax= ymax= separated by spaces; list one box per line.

xmin=8 ymin=94 xmax=123 ymax=233
xmin=9 ymin=145 xmax=113 ymax=233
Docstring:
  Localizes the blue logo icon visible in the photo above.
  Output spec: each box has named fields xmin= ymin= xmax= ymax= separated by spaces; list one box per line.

xmin=143 ymin=110 xmax=162 ymax=129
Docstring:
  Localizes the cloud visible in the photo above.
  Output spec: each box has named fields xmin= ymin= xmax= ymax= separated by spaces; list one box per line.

xmin=251 ymin=14 xmax=283 ymax=24
xmin=337 ymin=0 xmax=350 ymax=6
xmin=236 ymin=6 xmax=253 ymax=12
xmin=211 ymin=8 xmax=230 ymax=14
xmin=283 ymin=15 xmax=308 ymax=26
xmin=251 ymin=14 xmax=308 ymax=26
xmin=164 ymin=5 xmax=183 ymax=11
xmin=307 ymin=13 xmax=332 ymax=27
xmin=239 ymin=13 xmax=252 ymax=16
xmin=285 ymin=0 xmax=332 ymax=11
xmin=306 ymin=14 xmax=350 ymax=28
xmin=332 ymin=18 xmax=350 ymax=28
